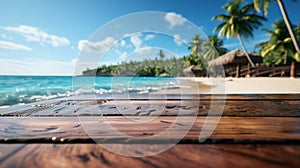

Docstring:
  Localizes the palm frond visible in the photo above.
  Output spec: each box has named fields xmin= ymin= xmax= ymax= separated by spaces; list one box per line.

xmin=240 ymin=3 xmax=255 ymax=14
xmin=212 ymin=14 xmax=230 ymax=21
xmin=263 ymin=0 xmax=270 ymax=16
xmin=254 ymin=0 xmax=262 ymax=12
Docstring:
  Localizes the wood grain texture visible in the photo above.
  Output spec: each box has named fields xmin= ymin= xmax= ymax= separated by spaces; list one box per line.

xmin=0 ymin=94 xmax=299 ymax=167
xmin=1 ymin=99 xmax=300 ymax=117
xmin=0 ymin=117 xmax=299 ymax=143
xmin=0 ymin=144 xmax=299 ymax=168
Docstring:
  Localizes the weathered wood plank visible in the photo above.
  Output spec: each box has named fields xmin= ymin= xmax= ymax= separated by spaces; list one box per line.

xmin=1 ymin=99 xmax=299 ymax=117
xmin=0 ymin=144 xmax=299 ymax=168
xmin=1 ymin=94 xmax=299 ymax=116
xmin=0 ymin=94 xmax=299 ymax=167
xmin=0 ymin=117 xmax=299 ymax=143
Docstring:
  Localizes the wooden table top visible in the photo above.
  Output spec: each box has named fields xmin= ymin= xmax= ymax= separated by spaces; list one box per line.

xmin=0 ymin=94 xmax=299 ymax=167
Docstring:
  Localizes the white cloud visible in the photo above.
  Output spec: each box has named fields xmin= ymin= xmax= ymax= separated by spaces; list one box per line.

xmin=0 ymin=34 xmax=13 ymax=40
xmin=71 ymin=58 xmax=78 ymax=65
xmin=126 ymin=44 xmax=133 ymax=48
xmin=119 ymin=52 xmax=127 ymax=61
xmin=123 ymin=33 xmax=143 ymax=50
xmin=78 ymin=37 xmax=116 ymax=53
xmin=0 ymin=40 xmax=32 ymax=51
xmin=164 ymin=12 xmax=186 ymax=29
xmin=120 ymin=40 xmax=126 ymax=46
xmin=1 ymin=25 xmax=70 ymax=47
xmin=130 ymin=35 xmax=142 ymax=51
xmin=119 ymin=39 xmax=132 ymax=48
xmin=145 ymin=34 xmax=155 ymax=41
xmin=115 ymin=49 xmax=127 ymax=61
xmin=135 ymin=47 xmax=152 ymax=55
xmin=173 ymin=34 xmax=187 ymax=46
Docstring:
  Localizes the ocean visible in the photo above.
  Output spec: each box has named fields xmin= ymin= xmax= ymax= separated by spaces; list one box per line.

xmin=0 ymin=76 xmax=179 ymax=107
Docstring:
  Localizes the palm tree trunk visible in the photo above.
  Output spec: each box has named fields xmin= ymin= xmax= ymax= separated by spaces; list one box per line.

xmin=277 ymin=0 xmax=300 ymax=55
xmin=237 ymin=33 xmax=255 ymax=67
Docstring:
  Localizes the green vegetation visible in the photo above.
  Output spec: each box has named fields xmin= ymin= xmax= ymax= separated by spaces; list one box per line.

xmin=83 ymin=53 xmax=186 ymax=77
xmin=186 ymin=35 xmax=228 ymax=70
xmin=256 ymin=19 xmax=300 ymax=65
xmin=83 ymin=36 xmax=228 ymax=77
xmin=83 ymin=0 xmax=300 ymax=76
xmin=212 ymin=0 xmax=266 ymax=67
xmin=186 ymin=35 xmax=206 ymax=68
xmin=253 ymin=0 xmax=300 ymax=55
xmin=208 ymin=35 xmax=228 ymax=56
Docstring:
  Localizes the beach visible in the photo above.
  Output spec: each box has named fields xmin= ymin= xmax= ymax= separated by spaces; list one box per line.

xmin=1 ymin=76 xmax=300 ymax=108
xmin=157 ymin=77 xmax=300 ymax=94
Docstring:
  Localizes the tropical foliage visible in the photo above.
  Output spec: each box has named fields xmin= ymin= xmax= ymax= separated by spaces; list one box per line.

xmin=83 ymin=34 xmax=229 ymax=77
xmin=212 ymin=0 xmax=266 ymax=66
xmin=256 ymin=19 xmax=300 ymax=64
xmin=185 ymin=35 xmax=205 ymax=68
xmin=185 ymin=34 xmax=228 ymax=70
xmin=253 ymin=0 xmax=300 ymax=55
xmin=203 ymin=35 xmax=228 ymax=61
xmin=83 ymin=53 xmax=187 ymax=77
xmin=253 ymin=0 xmax=270 ymax=16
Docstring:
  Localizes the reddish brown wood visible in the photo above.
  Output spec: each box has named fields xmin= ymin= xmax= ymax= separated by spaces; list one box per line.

xmin=0 ymin=144 xmax=299 ymax=168
xmin=2 ymin=98 xmax=300 ymax=117
xmin=247 ymin=62 xmax=251 ymax=76
xmin=235 ymin=65 xmax=240 ymax=78
xmin=0 ymin=117 xmax=300 ymax=143
xmin=0 ymin=94 xmax=299 ymax=167
xmin=290 ymin=61 xmax=296 ymax=77
xmin=256 ymin=64 xmax=260 ymax=76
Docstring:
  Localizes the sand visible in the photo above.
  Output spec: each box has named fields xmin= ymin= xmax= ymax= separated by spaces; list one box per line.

xmin=156 ymin=77 xmax=300 ymax=94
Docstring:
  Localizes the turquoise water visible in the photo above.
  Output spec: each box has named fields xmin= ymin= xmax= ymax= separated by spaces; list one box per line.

xmin=0 ymin=76 xmax=178 ymax=106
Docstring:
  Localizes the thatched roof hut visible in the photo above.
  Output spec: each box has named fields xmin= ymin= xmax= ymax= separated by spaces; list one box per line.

xmin=183 ymin=66 xmax=204 ymax=77
xmin=183 ymin=66 xmax=195 ymax=73
xmin=208 ymin=49 xmax=263 ymax=67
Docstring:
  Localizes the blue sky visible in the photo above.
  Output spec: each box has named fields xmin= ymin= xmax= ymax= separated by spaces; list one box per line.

xmin=0 ymin=0 xmax=299 ymax=75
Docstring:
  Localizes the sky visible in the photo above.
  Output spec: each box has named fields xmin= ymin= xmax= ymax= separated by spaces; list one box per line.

xmin=0 ymin=0 xmax=299 ymax=76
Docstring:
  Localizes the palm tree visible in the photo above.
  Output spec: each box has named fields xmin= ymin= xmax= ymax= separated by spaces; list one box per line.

xmin=253 ymin=0 xmax=300 ymax=55
xmin=158 ymin=49 xmax=165 ymax=60
xmin=212 ymin=0 xmax=266 ymax=67
xmin=186 ymin=35 xmax=205 ymax=68
xmin=208 ymin=35 xmax=228 ymax=55
xmin=188 ymin=35 xmax=204 ymax=57
xmin=253 ymin=0 xmax=270 ymax=16
xmin=256 ymin=19 xmax=300 ymax=64
xmin=202 ymin=35 xmax=228 ymax=64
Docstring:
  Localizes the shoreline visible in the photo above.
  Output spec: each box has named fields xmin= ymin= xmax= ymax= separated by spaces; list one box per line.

xmin=1 ymin=77 xmax=300 ymax=108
